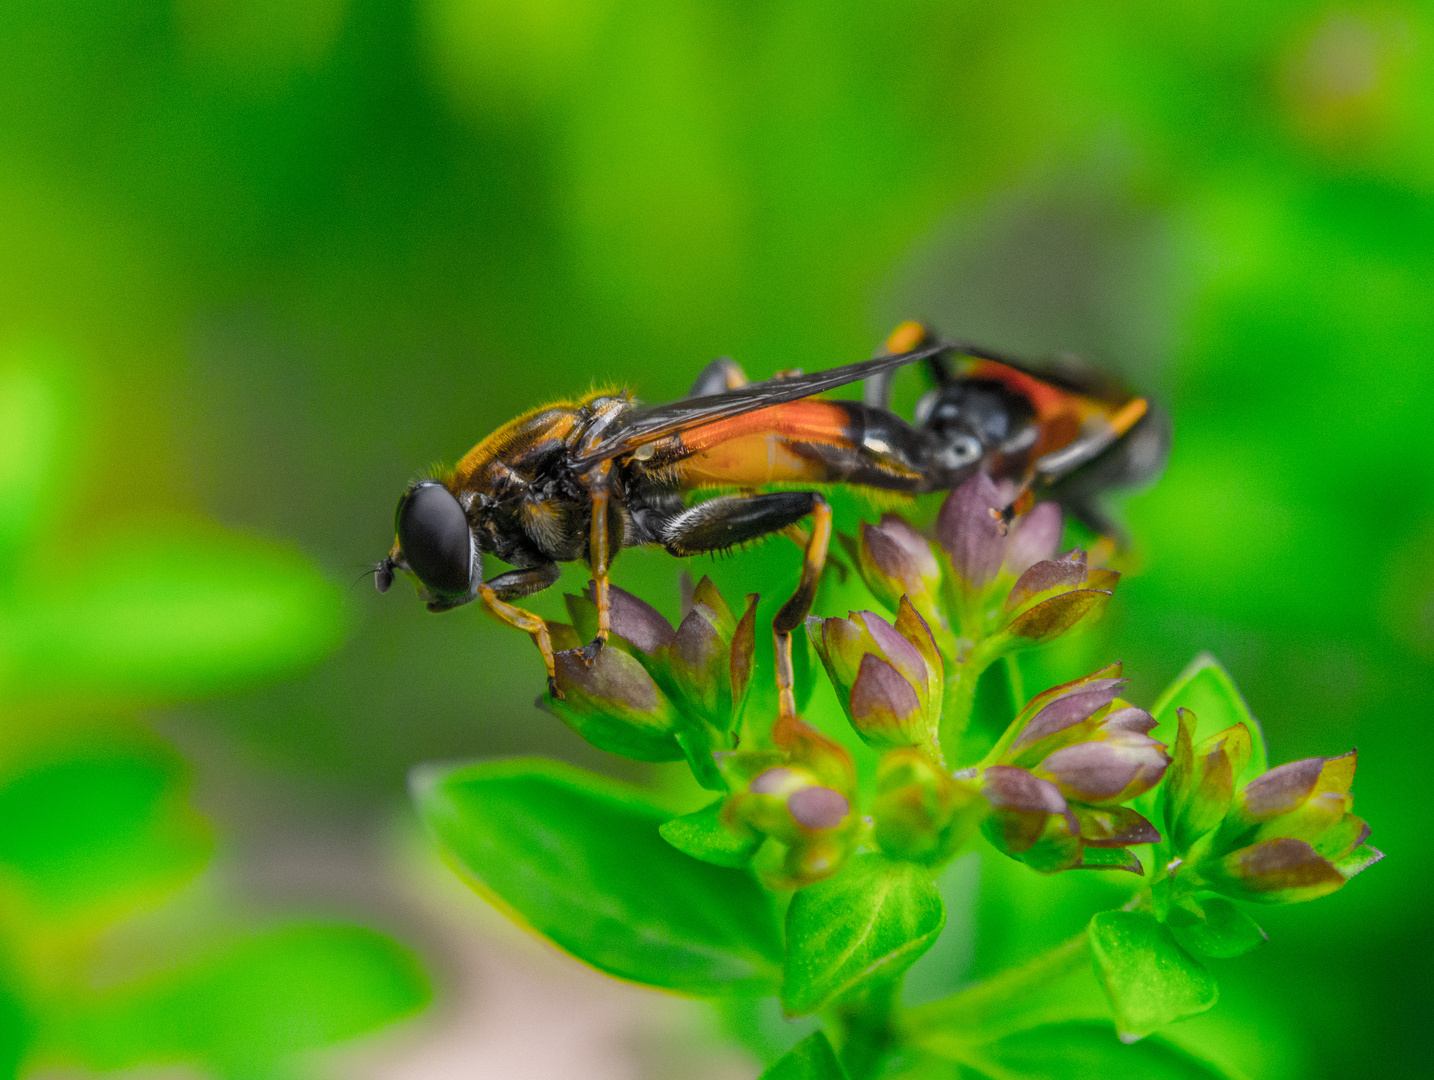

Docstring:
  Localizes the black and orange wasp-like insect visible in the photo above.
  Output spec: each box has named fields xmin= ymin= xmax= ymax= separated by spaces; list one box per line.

xmin=375 ymin=323 xmax=1168 ymax=715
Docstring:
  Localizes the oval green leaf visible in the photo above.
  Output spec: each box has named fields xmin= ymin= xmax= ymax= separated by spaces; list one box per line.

xmin=413 ymin=757 xmax=783 ymax=996
xmin=782 ymin=854 xmax=945 ymax=1016
xmin=1088 ymin=910 xmax=1218 ymax=1037
xmin=1150 ymin=655 xmax=1267 ymax=785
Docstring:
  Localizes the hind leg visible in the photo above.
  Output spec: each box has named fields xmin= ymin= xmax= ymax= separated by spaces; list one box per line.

xmin=660 ymin=491 xmax=832 ymax=718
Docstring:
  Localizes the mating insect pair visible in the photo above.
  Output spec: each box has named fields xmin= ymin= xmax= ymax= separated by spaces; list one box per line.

xmin=375 ymin=323 xmax=1168 ymax=716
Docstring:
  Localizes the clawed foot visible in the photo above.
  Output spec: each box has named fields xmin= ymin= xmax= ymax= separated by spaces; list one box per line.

xmin=577 ymin=636 xmax=606 ymax=666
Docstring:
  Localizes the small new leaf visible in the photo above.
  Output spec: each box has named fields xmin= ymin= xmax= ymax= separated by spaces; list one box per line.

xmin=660 ymin=800 xmax=761 ymax=868
xmin=759 ymin=1032 xmax=849 ymax=1080
xmin=782 ymin=854 xmax=944 ymax=1016
xmin=1167 ymin=896 xmax=1267 ymax=959
xmin=1088 ymin=910 xmax=1219 ymax=1037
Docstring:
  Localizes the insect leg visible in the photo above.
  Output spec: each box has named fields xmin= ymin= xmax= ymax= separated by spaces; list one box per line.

xmin=477 ymin=563 xmax=563 ymax=694
xmin=582 ymin=459 xmax=616 ymax=660
xmin=660 ymin=491 xmax=831 ymax=717
xmin=687 ymin=357 xmax=749 ymax=397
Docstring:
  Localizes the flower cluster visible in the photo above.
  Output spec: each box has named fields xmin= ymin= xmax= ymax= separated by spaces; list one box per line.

xmin=718 ymin=717 xmax=862 ymax=889
xmin=1159 ymin=708 xmax=1381 ymax=906
xmin=848 ymin=475 xmax=1117 ymax=662
xmin=541 ymin=577 xmax=756 ymax=782
xmin=975 ymin=664 xmax=1169 ymax=873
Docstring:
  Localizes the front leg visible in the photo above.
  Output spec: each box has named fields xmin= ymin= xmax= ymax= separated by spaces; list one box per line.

xmin=478 ymin=563 xmax=563 ymax=693
xmin=580 ymin=460 xmax=616 ymax=663
xmin=661 ymin=491 xmax=832 ymax=718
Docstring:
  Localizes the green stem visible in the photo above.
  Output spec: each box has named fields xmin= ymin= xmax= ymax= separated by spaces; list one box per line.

xmin=937 ymin=640 xmax=999 ymax=757
xmin=902 ymin=931 xmax=1089 ymax=1037
xmin=829 ymin=978 xmax=899 ymax=1080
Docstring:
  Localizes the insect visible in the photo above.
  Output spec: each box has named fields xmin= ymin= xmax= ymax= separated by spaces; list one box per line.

xmin=375 ymin=322 xmax=1168 ymax=715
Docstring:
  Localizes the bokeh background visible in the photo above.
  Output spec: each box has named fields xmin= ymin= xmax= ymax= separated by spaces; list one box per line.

xmin=1 ymin=1 xmax=1430 ymax=1077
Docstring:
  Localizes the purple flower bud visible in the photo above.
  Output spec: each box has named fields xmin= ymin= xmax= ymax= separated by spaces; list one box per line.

xmin=653 ymin=579 xmax=758 ymax=730
xmin=1037 ymin=733 xmax=1170 ymax=806
xmin=1004 ymin=501 xmax=1063 ymax=576
xmin=857 ymin=515 xmax=943 ymax=625
xmin=541 ymin=646 xmax=684 ymax=762
xmin=975 ymin=763 xmax=1078 ymax=866
xmin=788 ymin=786 xmax=851 ymax=830
xmin=1009 ymin=678 xmax=1127 ymax=758
xmin=810 ymin=607 xmax=941 ymax=753
xmin=936 ymin=473 xmax=1007 ymax=593
xmin=1206 ymin=837 xmax=1348 ymax=905
xmin=585 ymin=582 xmax=675 ymax=655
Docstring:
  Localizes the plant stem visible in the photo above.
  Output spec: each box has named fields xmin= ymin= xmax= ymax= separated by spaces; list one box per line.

xmin=901 ymin=931 xmax=1089 ymax=1037
xmin=829 ymin=978 xmax=899 ymax=1080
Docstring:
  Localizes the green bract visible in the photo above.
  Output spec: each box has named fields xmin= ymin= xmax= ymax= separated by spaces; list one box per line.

xmin=411 ymin=477 xmax=1382 ymax=1080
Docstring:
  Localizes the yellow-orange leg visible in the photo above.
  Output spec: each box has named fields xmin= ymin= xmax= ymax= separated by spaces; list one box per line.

xmin=773 ymin=496 xmax=831 ymax=716
xmin=479 ymin=582 xmax=559 ymax=694
xmin=583 ymin=460 xmax=615 ymax=661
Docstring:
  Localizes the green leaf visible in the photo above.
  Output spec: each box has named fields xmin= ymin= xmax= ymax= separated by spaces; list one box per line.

xmin=2 ymin=526 xmax=347 ymax=703
xmin=1088 ymin=911 xmax=1218 ymax=1037
xmin=660 ymin=799 xmax=760 ymax=868
xmin=0 ymin=734 xmax=211 ymax=925
xmin=414 ymin=757 xmax=782 ymax=996
xmin=54 ymin=922 xmax=429 ymax=1076
xmin=759 ymin=1031 xmax=848 ymax=1080
xmin=782 ymin=854 xmax=944 ymax=1016
xmin=980 ymin=1020 xmax=1238 ymax=1079
xmin=1168 ymin=896 xmax=1266 ymax=959
xmin=1150 ymin=655 xmax=1266 ymax=785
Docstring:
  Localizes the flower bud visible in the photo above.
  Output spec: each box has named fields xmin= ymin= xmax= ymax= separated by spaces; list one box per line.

xmin=719 ymin=718 xmax=861 ymax=888
xmin=936 ymin=473 xmax=1008 ymax=594
xmin=980 ymin=765 xmax=1083 ymax=873
xmin=539 ymin=640 xmax=685 ymax=762
xmin=1164 ymin=709 xmax=1253 ymax=850
xmin=1003 ymin=501 xmax=1063 ymax=577
xmin=872 ymin=748 xmax=986 ymax=864
xmin=1035 ymin=731 xmax=1170 ymax=806
xmin=854 ymin=514 xmax=945 ymax=628
xmin=662 ymin=577 xmax=758 ymax=729
xmin=1178 ymin=749 xmax=1383 ymax=905
xmin=809 ymin=600 xmax=943 ymax=753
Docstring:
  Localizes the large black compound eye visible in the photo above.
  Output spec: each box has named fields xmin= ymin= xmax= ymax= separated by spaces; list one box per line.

xmin=395 ymin=482 xmax=473 ymax=599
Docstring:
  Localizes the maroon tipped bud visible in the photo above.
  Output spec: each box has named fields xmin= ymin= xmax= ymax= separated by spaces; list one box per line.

xmin=980 ymin=765 xmax=1081 ymax=872
xmin=1037 ymin=733 xmax=1170 ymax=806
xmin=857 ymin=514 xmax=944 ymax=626
xmin=1004 ymin=588 xmax=1111 ymax=645
xmin=936 ymin=473 xmax=1007 ymax=593
xmin=1073 ymin=805 xmax=1162 ymax=848
xmin=788 ymin=786 xmax=851 ymax=830
xmin=873 ymin=748 xmax=986 ymax=864
xmin=810 ymin=606 xmax=942 ymax=753
xmin=653 ymin=580 xmax=757 ymax=730
xmin=584 ymin=582 xmax=676 ymax=655
xmin=541 ymin=646 xmax=684 ymax=762
xmin=1205 ymin=837 xmax=1348 ymax=905
xmin=1004 ymin=500 xmax=1063 ymax=576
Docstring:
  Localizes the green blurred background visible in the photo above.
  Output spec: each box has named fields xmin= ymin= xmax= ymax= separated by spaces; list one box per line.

xmin=0 ymin=0 xmax=1430 ymax=1077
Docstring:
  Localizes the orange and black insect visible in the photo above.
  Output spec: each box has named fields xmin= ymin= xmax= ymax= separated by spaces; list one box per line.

xmin=375 ymin=323 xmax=1168 ymax=715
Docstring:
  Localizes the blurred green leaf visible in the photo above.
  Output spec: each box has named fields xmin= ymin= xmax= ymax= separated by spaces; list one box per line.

xmin=413 ymin=757 xmax=783 ymax=996
xmin=53 ymin=922 xmax=429 ymax=1078
xmin=0 ymin=353 xmax=69 ymax=579
xmin=782 ymin=854 xmax=944 ymax=1017
xmin=1168 ymin=896 xmax=1267 ymax=959
xmin=759 ymin=1031 xmax=848 ymax=1080
xmin=977 ymin=1020 xmax=1238 ymax=1079
xmin=1089 ymin=911 xmax=1219 ymax=1038
xmin=1150 ymin=655 xmax=1267 ymax=785
xmin=1 ymin=525 xmax=347 ymax=703
xmin=0 ymin=733 xmax=210 ymax=926
xmin=660 ymin=799 xmax=761 ymax=868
